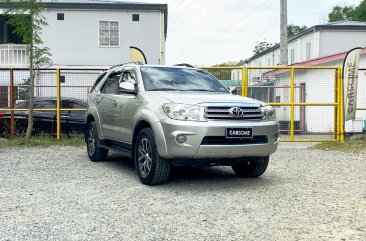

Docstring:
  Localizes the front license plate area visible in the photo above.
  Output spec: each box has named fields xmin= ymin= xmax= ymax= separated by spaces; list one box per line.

xmin=226 ymin=128 xmax=253 ymax=139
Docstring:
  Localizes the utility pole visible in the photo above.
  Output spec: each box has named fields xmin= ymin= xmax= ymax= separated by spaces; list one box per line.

xmin=280 ymin=0 xmax=288 ymax=65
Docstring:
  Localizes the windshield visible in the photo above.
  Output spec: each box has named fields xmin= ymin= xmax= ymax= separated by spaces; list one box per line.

xmin=140 ymin=67 xmax=229 ymax=93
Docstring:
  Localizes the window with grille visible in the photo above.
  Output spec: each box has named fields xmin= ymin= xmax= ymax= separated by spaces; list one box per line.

xmin=99 ymin=21 xmax=119 ymax=47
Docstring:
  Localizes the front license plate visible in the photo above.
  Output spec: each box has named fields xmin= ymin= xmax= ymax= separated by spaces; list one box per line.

xmin=226 ymin=128 xmax=253 ymax=139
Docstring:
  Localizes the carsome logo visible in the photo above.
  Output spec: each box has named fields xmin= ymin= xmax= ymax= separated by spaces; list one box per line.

xmin=230 ymin=107 xmax=244 ymax=117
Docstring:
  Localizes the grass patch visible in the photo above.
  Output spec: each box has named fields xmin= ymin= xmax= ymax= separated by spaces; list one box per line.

xmin=311 ymin=138 xmax=366 ymax=153
xmin=0 ymin=134 xmax=85 ymax=148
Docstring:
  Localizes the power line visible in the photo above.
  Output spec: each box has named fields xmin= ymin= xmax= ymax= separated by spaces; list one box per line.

xmin=169 ymin=0 xmax=186 ymax=16
xmin=207 ymin=0 xmax=276 ymax=62
xmin=171 ymin=0 xmax=274 ymax=63
xmin=228 ymin=18 xmax=280 ymax=61
xmin=171 ymin=0 xmax=196 ymax=25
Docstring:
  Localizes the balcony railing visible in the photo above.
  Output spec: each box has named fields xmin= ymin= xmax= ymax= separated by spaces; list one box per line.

xmin=0 ymin=44 xmax=29 ymax=67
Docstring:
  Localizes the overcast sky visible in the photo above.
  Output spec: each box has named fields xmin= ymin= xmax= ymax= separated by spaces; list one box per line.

xmin=132 ymin=0 xmax=362 ymax=66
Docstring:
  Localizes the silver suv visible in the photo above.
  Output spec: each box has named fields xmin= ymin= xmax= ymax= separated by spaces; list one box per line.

xmin=85 ymin=63 xmax=279 ymax=185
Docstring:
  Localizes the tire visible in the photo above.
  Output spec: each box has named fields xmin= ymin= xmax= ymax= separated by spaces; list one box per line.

xmin=231 ymin=156 xmax=269 ymax=178
xmin=86 ymin=121 xmax=108 ymax=162
xmin=134 ymin=128 xmax=171 ymax=185
xmin=15 ymin=125 xmax=27 ymax=137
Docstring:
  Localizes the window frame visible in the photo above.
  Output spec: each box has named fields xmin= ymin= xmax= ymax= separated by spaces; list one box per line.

xmin=98 ymin=20 xmax=120 ymax=48
xmin=305 ymin=42 xmax=311 ymax=61
xmin=290 ymin=49 xmax=295 ymax=65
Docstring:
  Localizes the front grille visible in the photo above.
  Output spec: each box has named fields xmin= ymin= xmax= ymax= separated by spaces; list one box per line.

xmin=206 ymin=106 xmax=263 ymax=120
xmin=201 ymin=136 xmax=268 ymax=145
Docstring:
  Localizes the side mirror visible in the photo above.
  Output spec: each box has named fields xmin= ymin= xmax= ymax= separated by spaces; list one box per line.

xmin=119 ymin=82 xmax=137 ymax=94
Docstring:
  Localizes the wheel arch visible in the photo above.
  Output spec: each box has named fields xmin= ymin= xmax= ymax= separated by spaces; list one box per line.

xmin=132 ymin=119 xmax=171 ymax=159
xmin=132 ymin=120 xmax=152 ymax=158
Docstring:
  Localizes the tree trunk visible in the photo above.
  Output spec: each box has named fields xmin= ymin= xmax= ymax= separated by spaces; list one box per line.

xmin=25 ymin=12 xmax=34 ymax=139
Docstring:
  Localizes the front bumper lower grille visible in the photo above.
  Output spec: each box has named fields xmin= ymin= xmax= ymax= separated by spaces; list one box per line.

xmin=201 ymin=135 xmax=268 ymax=145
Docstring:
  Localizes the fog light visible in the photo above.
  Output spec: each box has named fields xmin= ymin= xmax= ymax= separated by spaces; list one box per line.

xmin=273 ymin=133 xmax=280 ymax=142
xmin=176 ymin=134 xmax=187 ymax=144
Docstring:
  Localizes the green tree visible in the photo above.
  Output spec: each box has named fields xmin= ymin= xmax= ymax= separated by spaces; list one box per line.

xmin=4 ymin=0 xmax=51 ymax=138
xmin=287 ymin=24 xmax=307 ymax=38
xmin=253 ymin=40 xmax=274 ymax=56
xmin=328 ymin=5 xmax=355 ymax=22
xmin=352 ymin=0 xmax=366 ymax=21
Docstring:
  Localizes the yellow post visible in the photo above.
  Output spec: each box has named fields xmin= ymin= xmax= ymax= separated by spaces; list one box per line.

xmin=56 ymin=69 xmax=61 ymax=140
xmin=334 ymin=69 xmax=338 ymax=141
xmin=290 ymin=68 xmax=295 ymax=141
xmin=242 ymin=67 xmax=248 ymax=97
xmin=338 ymin=67 xmax=344 ymax=142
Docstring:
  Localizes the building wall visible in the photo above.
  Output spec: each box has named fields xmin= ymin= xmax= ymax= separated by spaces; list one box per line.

xmin=40 ymin=9 xmax=162 ymax=66
xmin=319 ymin=30 xmax=366 ymax=57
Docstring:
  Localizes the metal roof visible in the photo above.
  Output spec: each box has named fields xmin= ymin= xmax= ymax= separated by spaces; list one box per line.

xmin=246 ymin=21 xmax=366 ymax=63
xmin=0 ymin=0 xmax=168 ymax=38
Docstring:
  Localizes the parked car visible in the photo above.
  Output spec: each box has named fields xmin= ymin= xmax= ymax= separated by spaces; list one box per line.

xmin=85 ymin=63 xmax=279 ymax=185
xmin=0 ymin=97 xmax=87 ymax=137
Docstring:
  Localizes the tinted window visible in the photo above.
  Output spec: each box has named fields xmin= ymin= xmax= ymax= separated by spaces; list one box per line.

xmin=101 ymin=73 xmax=121 ymax=94
xmin=120 ymin=71 xmax=136 ymax=84
xmin=140 ymin=67 xmax=228 ymax=93
xmin=62 ymin=100 xmax=86 ymax=109
xmin=91 ymin=72 xmax=107 ymax=92
xmin=34 ymin=100 xmax=55 ymax=109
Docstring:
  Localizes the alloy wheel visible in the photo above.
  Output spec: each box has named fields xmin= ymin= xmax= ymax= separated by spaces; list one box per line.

xmin=87 ymin=128 xmax=95 ymax=156
xmin=137 ymin=137 xmax=152 ymax=178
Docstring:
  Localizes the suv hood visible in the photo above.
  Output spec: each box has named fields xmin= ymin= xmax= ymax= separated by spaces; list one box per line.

xmin=147 ymin=92 xmax=264 ymax=107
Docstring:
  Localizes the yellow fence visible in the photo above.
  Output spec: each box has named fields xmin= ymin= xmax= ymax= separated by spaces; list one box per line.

xmin=202 ymin=66 xmax=344 ymax=142
xmin=0 ymin=68 xmax=104 ymax=140
xmin=0 ymin=66 xmax=347 ymax=142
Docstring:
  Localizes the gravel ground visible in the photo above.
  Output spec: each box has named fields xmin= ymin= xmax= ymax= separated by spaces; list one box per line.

xmin=0 ymin=143 xmax=365 ymax=241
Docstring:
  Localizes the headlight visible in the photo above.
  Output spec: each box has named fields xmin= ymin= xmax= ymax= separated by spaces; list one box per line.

xmin=261 ymin=105 xmax=276 ymax=121
xmin=163 ymin=103 xmax=206 ymax=121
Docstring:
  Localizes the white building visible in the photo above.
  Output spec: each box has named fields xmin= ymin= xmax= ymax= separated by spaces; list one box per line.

xmin=235 ymin=21 xmax=366 ymax=134
xmin=0 ymin=0 xmax=168 ymax=67
xmin=0 ymin=0 xmax=168 ymax=106
xmin=246 ymin=21 xmax=366 ymax=67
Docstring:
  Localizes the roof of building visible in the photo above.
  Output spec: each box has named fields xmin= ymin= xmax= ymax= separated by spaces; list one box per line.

xmin=0 ymin=0 xmax=168 ymax=38
xmin=290 ymin=46 xmax=366 ymax=67
xmin=246 ymin=21 xmax=366 ymax=63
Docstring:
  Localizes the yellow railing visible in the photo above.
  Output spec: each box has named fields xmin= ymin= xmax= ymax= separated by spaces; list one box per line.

xmin=202 ymin=66 xmax=344 ymax=142
xmin=0 ymin=66 xmax=348 ymax=141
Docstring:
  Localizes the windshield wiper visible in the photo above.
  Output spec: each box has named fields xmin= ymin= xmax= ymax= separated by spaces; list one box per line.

xmin=148 ymin=88 xmax=180 ymax=91
xmin=182 ymin=89 xmax=217 ymax=92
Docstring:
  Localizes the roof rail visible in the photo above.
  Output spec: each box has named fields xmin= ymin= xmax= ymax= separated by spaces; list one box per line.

xmin=132 ymin=60 xmax=145 ymax=65
xmin=109 ymin=61 xmax=145 ymax=70
xmin=174 ymin=63 xmax=195 ymax=68
xmin=108 ymin=62 xmax=129 ymax=70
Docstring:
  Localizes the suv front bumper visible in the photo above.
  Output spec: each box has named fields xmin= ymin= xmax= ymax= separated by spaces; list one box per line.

xmin=152 ymin=118 xmax=279 ymax=160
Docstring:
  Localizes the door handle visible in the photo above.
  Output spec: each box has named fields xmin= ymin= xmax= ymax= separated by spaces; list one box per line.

xmin=113 ymin=100 xmax=117 ymax=107
xmin=95 ymin=97 xmax=101 ymax=105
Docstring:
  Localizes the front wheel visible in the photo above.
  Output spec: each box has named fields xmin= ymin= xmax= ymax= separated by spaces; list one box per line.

xmin=134 ymin=128 xmax=171 ymax=185
xmin=231 ymin=156 xmax=269 ymax=178
xmin=86 ymin=121 xmax=108 ymax=162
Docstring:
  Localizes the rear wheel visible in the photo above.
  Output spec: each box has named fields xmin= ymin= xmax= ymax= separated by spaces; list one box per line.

xmin=86 ymin=121 xmax=108 ymax=162
xmin=134 ymin=128 xmax=171 ymax=185
xmin=231 ymin=156 xmax=269 ymax=178
xmin=15 ymin=125 xmax=26 ymax=137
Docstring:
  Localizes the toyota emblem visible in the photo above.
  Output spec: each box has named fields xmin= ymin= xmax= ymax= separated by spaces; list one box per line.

xmin=230 ymin=107 xmax=244 ymax=117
